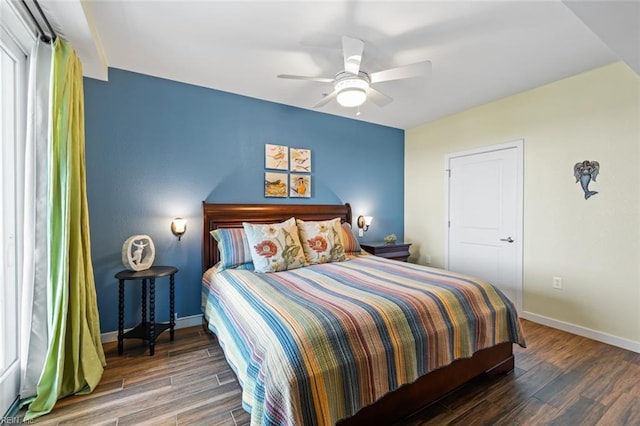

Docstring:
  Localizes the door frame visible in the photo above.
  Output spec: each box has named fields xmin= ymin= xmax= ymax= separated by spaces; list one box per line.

xmin=444 ymin=139 xmax=524 ymax=311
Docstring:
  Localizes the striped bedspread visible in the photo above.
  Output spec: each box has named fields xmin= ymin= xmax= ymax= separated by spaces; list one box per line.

xmin=202 ymin=255 xmax=526 ymax=426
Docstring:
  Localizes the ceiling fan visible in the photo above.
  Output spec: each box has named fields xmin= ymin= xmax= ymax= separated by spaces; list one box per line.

xmin=278 ymin=36 xmax=432 ymax=110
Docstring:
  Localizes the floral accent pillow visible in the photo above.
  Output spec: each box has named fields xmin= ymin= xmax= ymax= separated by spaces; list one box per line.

xmin=242 ymin=217 xmax=307 ymax=273
xmin=296 ymin=217 xmax=348 ymax=264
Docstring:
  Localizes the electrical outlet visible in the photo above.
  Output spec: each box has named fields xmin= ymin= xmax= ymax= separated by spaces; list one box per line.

xmin=358 ymin=228 xmax=364 ymax=237
xmin=174 ymin=312 xmax=178 ymax=321
xmin=425 ymin=255 xmax=431 ymax=264
xmin=552 ymin=277 xmax=563 ymax=290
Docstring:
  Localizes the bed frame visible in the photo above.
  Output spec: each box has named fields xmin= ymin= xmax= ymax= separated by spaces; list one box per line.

xmin=202 ymin=202 xmax=514 ymax=424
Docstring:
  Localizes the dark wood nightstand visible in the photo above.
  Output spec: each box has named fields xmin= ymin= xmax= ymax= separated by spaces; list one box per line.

xmin=361 ymin=242 xmax=412 ymax=262
xmin=116 ymin=265 xmax=178 ymax=356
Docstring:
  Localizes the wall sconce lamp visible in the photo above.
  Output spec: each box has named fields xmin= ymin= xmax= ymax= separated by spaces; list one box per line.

xmin=171 ymin=218 xmax=187 ymax=241
xmin=357 ymin=215 xmax=373 ymax=232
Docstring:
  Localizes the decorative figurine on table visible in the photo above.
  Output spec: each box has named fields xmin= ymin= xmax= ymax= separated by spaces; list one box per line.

xmin=384 ymin=234 xmax=397 ymax=244
xmin=573 ymin=160 xmax=600 ymax=200
xmin=121 ymin=234 xmax=155 ymax=271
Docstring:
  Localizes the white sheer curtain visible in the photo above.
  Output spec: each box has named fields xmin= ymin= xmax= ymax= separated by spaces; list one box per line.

xmin=20 ymin=38 xmax=53 ymax=399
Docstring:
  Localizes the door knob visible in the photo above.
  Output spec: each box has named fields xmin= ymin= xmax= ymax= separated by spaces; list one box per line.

xmin=500 ymin=237 xmax=514 ymax=243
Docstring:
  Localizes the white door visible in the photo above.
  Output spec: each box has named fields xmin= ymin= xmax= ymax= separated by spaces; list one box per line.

xmin=446 ymin=141 xmax=523 ymax=310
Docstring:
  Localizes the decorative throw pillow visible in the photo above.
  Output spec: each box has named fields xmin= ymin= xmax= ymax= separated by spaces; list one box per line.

xmin=243 ymin=217 xmax=307 ymax=273
xmin=340 ymin=222 xmax=362 ymax=254
xmin=296 ymin=217 xmax=348 ymax=264
xmin=210 ymin=228 xmax=253 ymax=271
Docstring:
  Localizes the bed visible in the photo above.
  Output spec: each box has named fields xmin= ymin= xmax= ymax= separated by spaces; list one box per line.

xmin=201 ymin=202 xmax=526 ymax=425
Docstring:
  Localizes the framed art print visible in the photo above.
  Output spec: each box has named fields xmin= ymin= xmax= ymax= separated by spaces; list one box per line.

xmin=265 ymin=172 xmax=288 ymax=197
xmin=290 ymin=148 xmax=311 ymax=172
xmin=265 ymin=144 xmax=289 ymax=170
xmin=290 ymin=174 xmax=311 ymax=198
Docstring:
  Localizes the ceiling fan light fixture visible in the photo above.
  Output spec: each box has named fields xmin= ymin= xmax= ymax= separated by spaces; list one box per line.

xmin=337 ymin=87 xmax=367 ymax=107
xmin=335 ymin=77 xmax=369 ymax=108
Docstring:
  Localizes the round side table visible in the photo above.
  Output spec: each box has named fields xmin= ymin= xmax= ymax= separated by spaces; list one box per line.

xmin=115 ymin=265 xmax=178 ymax=356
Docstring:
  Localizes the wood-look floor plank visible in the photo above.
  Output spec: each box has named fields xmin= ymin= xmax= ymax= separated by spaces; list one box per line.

xmin=170 ymin=360 xmax=230 ymax=387
xmin=18 ymin=320 xmax=640 ymax=426
xmin=122 ymin=350 xmax=215 ymax=387
xmin=491 ymin=395 xmax=562 ymax=425
xmin=31 ymin=377 xmax=173 ymax=425
xmin=50 ymin=378 xmax=124 ymax=409
xmin=532 ymin=364 xmax=591 ymax=408
xmin=596 ymin=392 xmax=640 ymax=426
xmin=547 ymin=395 xmax=608 ymax=426
xmin=117 ymin=381 xmax=240 ymax=425
xmin=231 ymin=407 xmax=251 ymax=426
xmin=55 ymin=381 xmax=177 ymax=425
xmin=486 ymin=359 xmax=562 ymax=405
xmin=176 ymin=392 xmax=245 ymax=425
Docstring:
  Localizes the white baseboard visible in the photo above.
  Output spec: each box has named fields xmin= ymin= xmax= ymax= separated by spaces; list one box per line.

xmin=521 ymin=311 xmax=640 ymax=353
xmin=100 ymin=314 xmax=203 ymax=343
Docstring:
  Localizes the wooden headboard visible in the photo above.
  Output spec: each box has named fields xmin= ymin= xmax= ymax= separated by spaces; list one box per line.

xmin=202 ymin=202 xmax=352 ymax=273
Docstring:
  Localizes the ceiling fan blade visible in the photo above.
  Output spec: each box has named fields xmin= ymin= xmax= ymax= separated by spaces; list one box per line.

xmin=313 ymin=90 xmax=339 ymax=108
xmin=369 ymin=60 xmax=432 ymax=84
xmin=277 ymin=74 xmax=334 ymax=83
xmin=342 ymin=36 xmax=364 ymax=75
xmin=367 ymin=87 xmax=393 ymax=107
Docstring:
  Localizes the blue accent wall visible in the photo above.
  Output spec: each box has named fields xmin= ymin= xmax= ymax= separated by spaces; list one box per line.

xmin=84 ymin=68 xmax=404 ymax=333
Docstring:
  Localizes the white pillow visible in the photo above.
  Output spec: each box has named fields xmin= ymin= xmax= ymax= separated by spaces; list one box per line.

xmin=296 ymin=217 xmax=348 ymax=264
xmin=242 ymin=217 xmax=307 ymax=273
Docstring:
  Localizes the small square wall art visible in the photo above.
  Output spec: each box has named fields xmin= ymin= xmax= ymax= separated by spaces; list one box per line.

xmin=265 ymin=144 xmax=288 ymax=170
xmin=265 ymin=172 xmax=288 ymax=198
xmin=290 ymin=148 xmax=311 ymax=172
xmin=290 ymin=174 xmax=311 ymax=198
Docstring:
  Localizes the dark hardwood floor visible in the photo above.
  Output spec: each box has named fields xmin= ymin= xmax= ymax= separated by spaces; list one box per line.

xmin=18 ymin=319 xmax=640 ymax=425
xmin=402 ymin=320 xmax=640 ymax=426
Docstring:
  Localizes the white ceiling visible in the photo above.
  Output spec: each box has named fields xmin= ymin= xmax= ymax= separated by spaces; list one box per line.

xmin=40 ymin=0 xmax=639 ymax=130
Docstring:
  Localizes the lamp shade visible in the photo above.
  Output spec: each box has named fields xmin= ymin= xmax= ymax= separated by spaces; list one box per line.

xmin=171 ymin=218 xmax=187 ymax=240
xmin=357 ymin=215 xmax=373 ymax=231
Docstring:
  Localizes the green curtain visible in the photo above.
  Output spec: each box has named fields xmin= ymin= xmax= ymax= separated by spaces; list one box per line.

xmin=24 ymin=39 xmax=106 ymax=420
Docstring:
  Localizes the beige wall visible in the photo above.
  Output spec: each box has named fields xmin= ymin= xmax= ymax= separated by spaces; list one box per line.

xmin=405 ymin=62 xmax=640 ymax=348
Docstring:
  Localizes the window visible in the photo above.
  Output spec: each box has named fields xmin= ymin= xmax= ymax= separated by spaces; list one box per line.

xmin=0 ymin=0 xmax=31 ymax=416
